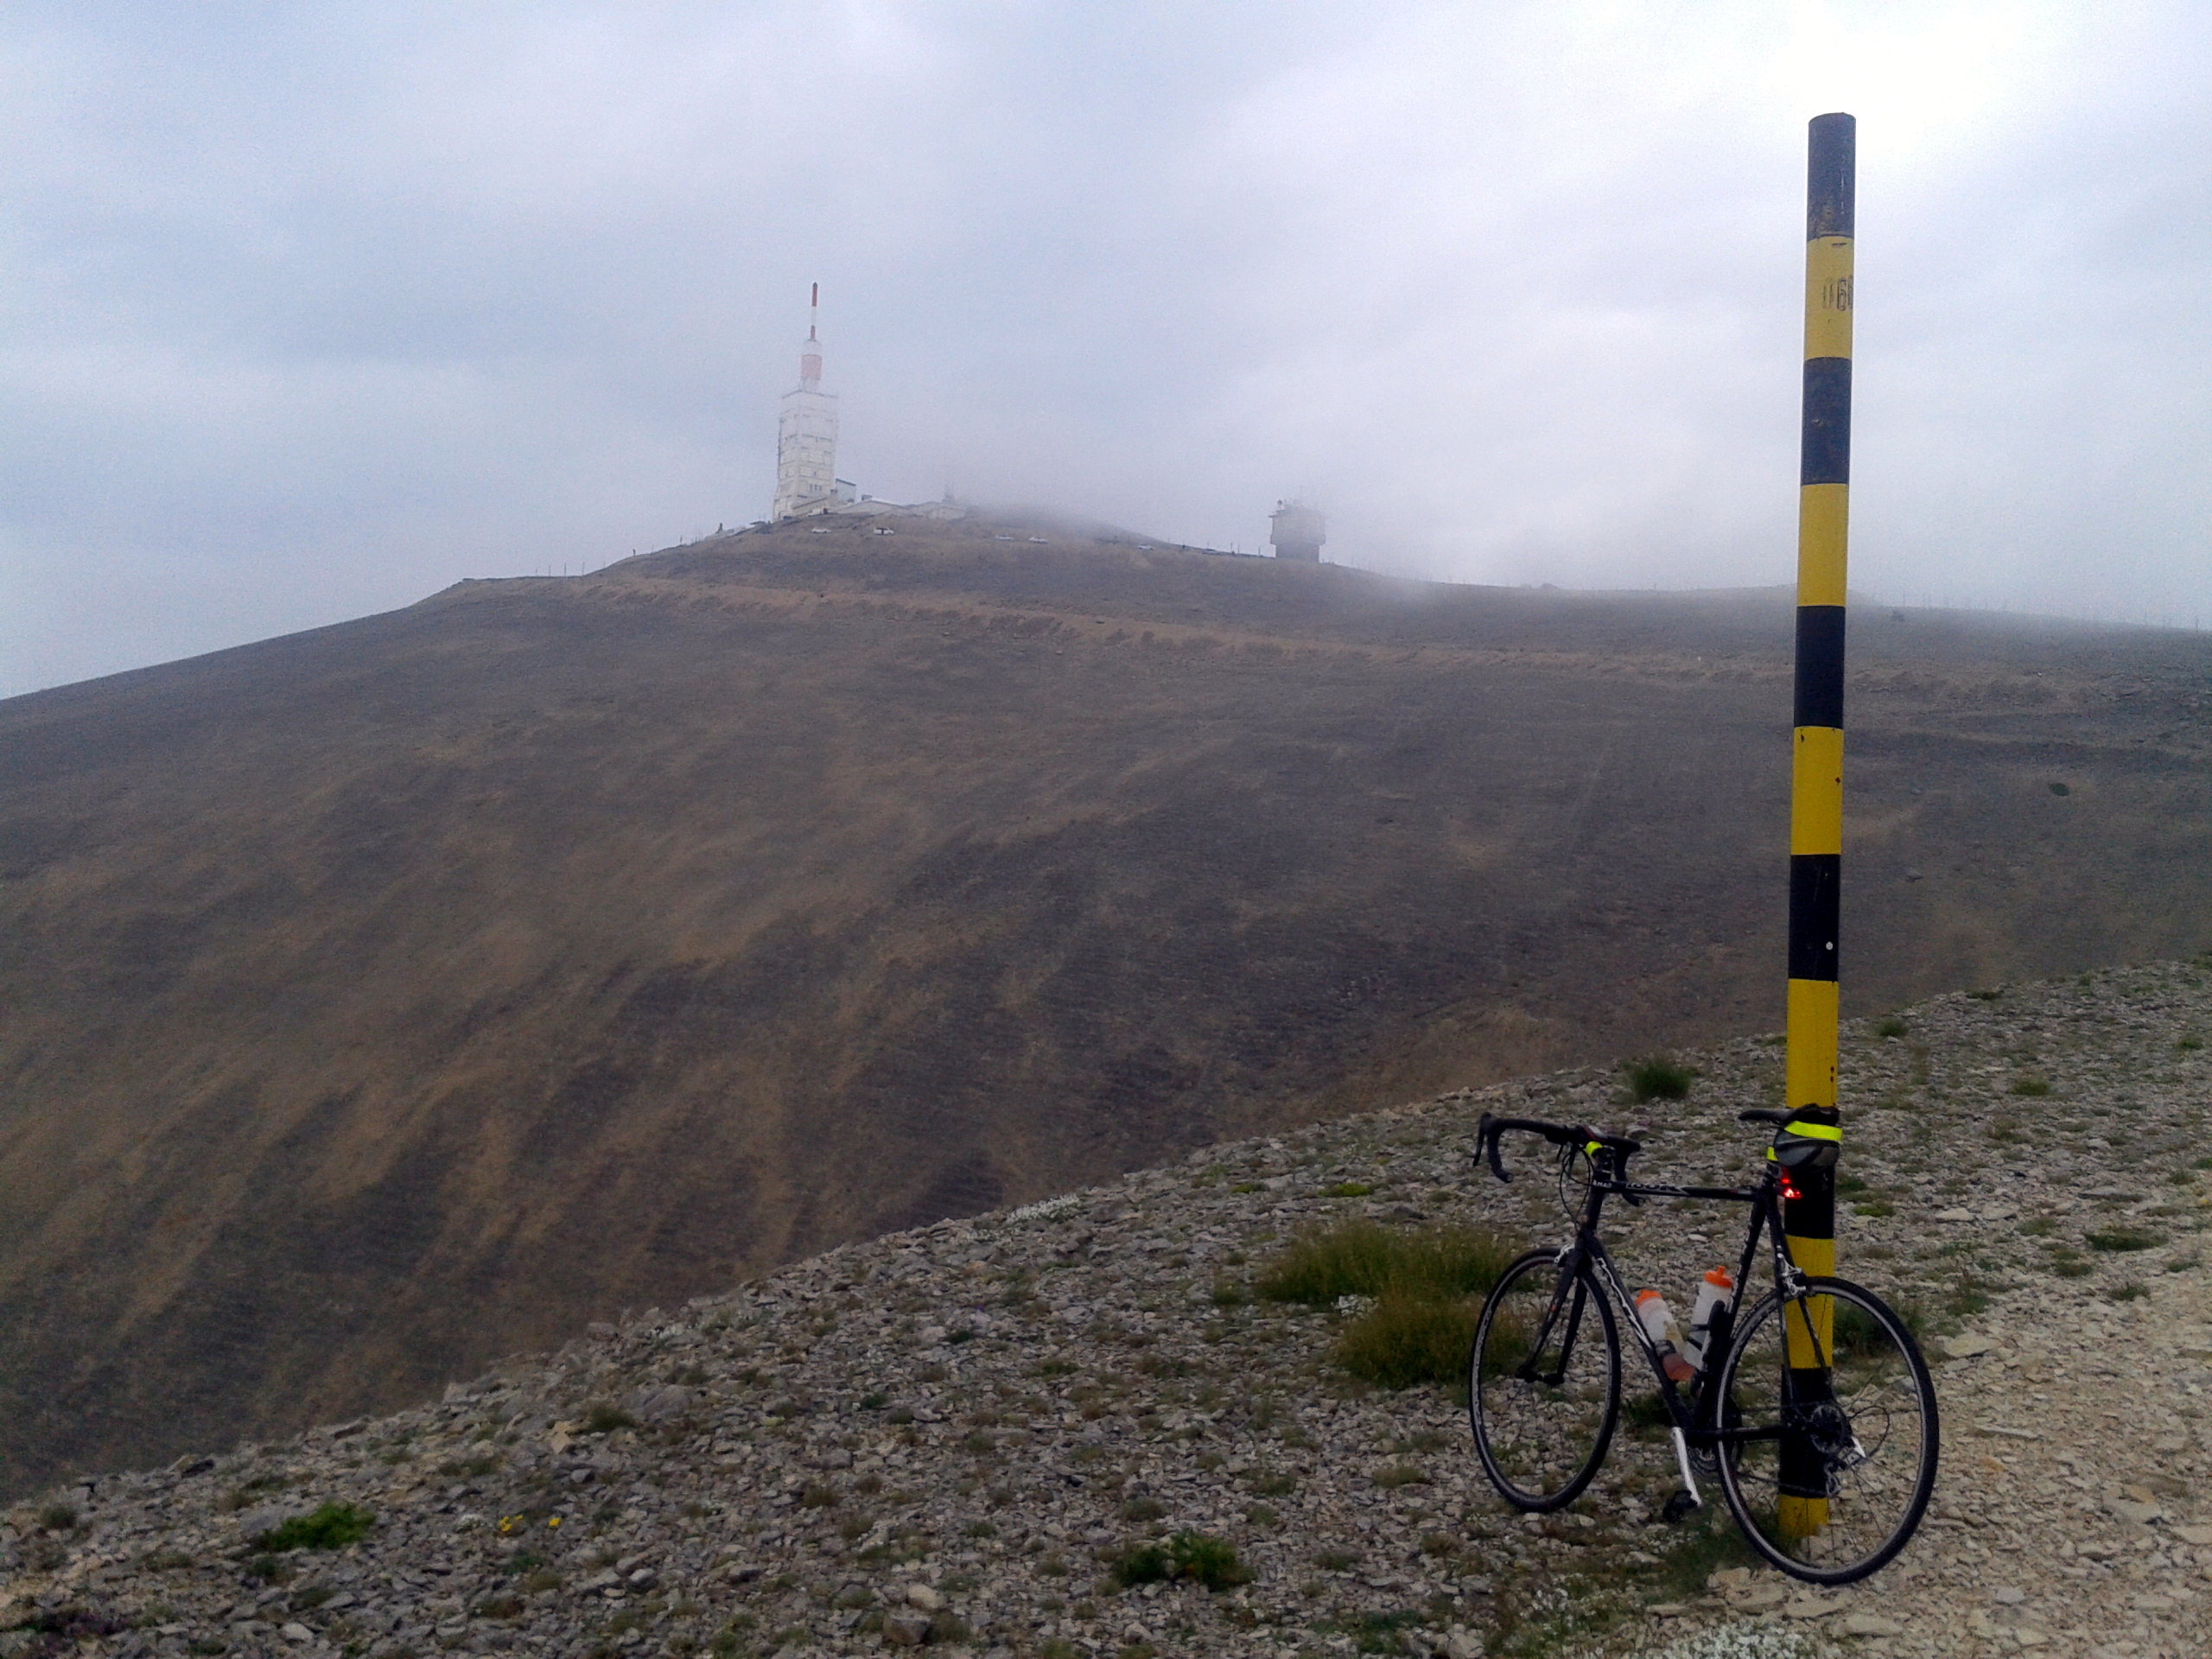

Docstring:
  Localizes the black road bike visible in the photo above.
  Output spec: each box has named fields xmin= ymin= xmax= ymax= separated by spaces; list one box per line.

xmin=1465 ymin=1110 xmax=1938 ymax=1584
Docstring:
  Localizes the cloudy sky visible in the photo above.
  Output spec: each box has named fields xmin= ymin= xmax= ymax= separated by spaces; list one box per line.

xmin=3 ymin=2 xmax=2208 ymax=696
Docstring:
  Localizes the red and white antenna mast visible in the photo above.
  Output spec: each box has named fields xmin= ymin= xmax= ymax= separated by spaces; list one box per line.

xmin=799 ymin=282 xmax=823 ymax=391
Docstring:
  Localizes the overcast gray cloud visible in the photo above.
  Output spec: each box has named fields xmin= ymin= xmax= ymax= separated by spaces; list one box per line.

xmin=3 ymin=1 xmax=2208 ymax=695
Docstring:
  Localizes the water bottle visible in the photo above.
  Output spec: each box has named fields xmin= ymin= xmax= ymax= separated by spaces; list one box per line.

xmin=1634 ymin=1288 xmax=1696 ymax=1384
xmin=1682 ymin=1267 xmax=1735 ymax=1372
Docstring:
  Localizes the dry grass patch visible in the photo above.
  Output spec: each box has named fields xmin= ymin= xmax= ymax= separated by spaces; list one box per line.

xmin=1254 ymin=1220 xmax=1514 ymax=1306
xmin=1255 ymin=1220 xmax=1515 ymax=1389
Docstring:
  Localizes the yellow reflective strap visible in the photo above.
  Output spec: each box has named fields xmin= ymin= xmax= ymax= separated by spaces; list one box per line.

xmin=1783 ymin=1121 xmax=1842 ymax=1142
xmin=1586 ymin=1141 xmax=1603 ymax=1157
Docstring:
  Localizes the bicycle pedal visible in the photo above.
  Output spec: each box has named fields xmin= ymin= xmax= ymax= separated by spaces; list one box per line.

xmin=1662 ymin=1489 xmax=1703 ymax=1523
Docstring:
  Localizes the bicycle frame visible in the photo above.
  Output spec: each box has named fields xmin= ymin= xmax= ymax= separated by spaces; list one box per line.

xmin=1521 ymin=1150 xmax=1825 ymax=1503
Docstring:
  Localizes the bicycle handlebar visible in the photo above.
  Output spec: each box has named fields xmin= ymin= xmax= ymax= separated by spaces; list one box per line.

xmin=1475 ymin=1113 xmax=1571 ymax=1183
xmin=1475 ymin=1113 xmax=1643 ymax=1185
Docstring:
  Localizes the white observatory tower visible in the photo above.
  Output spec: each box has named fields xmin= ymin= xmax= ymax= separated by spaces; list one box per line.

xmin=772 ymin=284 xmax=840 ymax=520
xmin=1269 ymin=498 xmax=1325 ymax=563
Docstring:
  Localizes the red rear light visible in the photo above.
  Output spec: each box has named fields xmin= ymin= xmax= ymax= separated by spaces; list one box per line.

xmin=1779 ymin=1173 xmax=1805 ymax=1203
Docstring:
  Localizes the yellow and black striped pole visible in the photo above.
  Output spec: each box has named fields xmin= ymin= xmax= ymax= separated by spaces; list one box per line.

xmin=1780 ymin=111 xmax=1853 ymax=1540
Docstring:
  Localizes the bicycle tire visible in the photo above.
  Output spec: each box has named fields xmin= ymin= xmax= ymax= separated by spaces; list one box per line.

xmin=1711 ymin=1274 xmax=1939 ymax=1584
xmin=1468 ymin=1248 xmax=1621 ymax=1510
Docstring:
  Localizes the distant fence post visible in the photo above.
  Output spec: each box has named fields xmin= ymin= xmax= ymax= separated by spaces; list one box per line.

xmin=1782 ymin=110 xmax=1854 ymax=1541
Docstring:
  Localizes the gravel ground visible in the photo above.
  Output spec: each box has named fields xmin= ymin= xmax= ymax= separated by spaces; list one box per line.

xmin=3 ymin=959 xmax=2207 ymax=1659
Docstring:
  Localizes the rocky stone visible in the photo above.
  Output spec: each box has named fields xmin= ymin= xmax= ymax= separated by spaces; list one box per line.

xmin=1729 ymin=1584 xmax=1789 ymax=1611
xmin=881 ymin=1611 xmax=931 ymax=1645
xmin=1841 ymin=1612 xmax=1904 ymax=1637
xmin=627 ymin=1384 xmax=693 ymax=1423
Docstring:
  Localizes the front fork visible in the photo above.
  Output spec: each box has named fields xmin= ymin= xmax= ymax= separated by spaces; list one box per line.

xmin=1518 ymin=1246 xmax=1589 ymax=1388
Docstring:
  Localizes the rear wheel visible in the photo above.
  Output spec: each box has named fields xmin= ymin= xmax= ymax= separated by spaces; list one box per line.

xmin=1712 ymin=1275 xmax=1939 ymax=1584
xmin=1468 ymin=1249 xmax=1620 ymax=1510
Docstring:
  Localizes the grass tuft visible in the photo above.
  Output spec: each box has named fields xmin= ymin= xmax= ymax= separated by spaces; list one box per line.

xmin=2086 ymin=1227 xmax=2164 ymax=1253
xmin=1624 ymin=1055 xmax=1695 ymax=1102
xmin=1255 ymin=1221 xmax=1512 ymax=1391
xmin=255 ymin=1503 xmax=375 ymax=1553
xmin=1333 ymin=1296 xmax=1478 ymax=1389
xmin=1873 ymin=1016 xmax=1909 ymax=1039
xmin=1109 ymin=1531 xmax=1251 ymax=1592
xmin=1254 ymin=1221 xmax=1513 ymax=1306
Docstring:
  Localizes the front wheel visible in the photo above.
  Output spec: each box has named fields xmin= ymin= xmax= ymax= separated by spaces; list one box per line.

xmin=1712 ymin=1275 xmax=1939 ymax=1584
xmin=1468 ymin=1249 xmax=1621 ymax=1510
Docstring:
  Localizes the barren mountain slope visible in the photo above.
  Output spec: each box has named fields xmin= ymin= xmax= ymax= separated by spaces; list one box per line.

xmin=0 ymin=510 xmax=2206 ymax=1497
xmin=6 ymin=962 xmax=2210 ymax=1659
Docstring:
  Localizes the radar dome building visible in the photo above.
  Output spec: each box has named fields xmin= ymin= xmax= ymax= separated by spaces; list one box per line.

xmin=1268 ymin=499 xmax=1326 ymax=563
